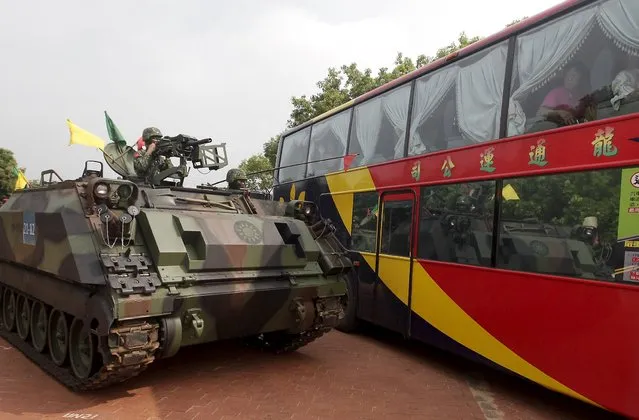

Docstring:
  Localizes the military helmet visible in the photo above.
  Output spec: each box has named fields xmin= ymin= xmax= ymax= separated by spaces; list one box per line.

xmin=226 ymin=168 xmax=247 ymax=184
xmin=142 ymin=127 xmax=162 ymax=143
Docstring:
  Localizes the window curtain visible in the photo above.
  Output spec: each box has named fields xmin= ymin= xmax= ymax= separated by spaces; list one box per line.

xmin=456 ymin=42 xmax=509 ymax=142
xmin=598 ymin=0 xmax=639 ymax=56
xmin=352 ymin=99 xmax=382 ymax=165
xmin=407 ymin=67 xmax=459 ymax=155
xmin=507 ymin=5 xmax=599 ymax=136
xmin=383 ymin=85 xmax=411 ymax=159
xmin=307 ymin=111 xmax=349 ymax=175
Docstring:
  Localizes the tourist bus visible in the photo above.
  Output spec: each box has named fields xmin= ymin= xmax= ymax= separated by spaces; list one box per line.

xmin=272 ymin=0 xmax=639 ymax=417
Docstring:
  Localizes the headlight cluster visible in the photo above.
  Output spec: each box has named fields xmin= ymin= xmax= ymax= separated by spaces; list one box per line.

xmin=88 ymin=178 xmax=137 ymax=210
xmin=285 ymin=199 xmax=319 ymax=223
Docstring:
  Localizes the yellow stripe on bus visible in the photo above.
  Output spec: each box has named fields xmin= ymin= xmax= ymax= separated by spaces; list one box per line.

xmin=325 ymin=168 xmax=376 ymax=235
xmin=324 ymin=167 xmax=596 ymax=405
xmin=358 ymin=253 xmax=597 ymax=406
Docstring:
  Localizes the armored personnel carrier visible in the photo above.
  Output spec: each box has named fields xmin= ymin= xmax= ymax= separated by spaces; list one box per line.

xmin=0 ymin=134 xmax=351 ymax=390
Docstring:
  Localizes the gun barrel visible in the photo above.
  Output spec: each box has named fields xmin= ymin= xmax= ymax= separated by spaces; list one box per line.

xmin=193 ymin=138 xmax=212 ymax=146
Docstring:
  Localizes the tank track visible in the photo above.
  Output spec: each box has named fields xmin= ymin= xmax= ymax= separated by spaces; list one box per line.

xmin=0 ymin=285 xmax=160 ymax=392
xmin=246 ymin=296 xmax=344 ymax=354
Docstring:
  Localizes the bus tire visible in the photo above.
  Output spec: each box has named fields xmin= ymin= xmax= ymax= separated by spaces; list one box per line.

xmin=336 ymin=272 xmax=359 ymax=333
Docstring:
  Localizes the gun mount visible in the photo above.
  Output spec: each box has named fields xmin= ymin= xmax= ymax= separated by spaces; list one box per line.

xmin=101 ymin=134 xmax=228 ymax=187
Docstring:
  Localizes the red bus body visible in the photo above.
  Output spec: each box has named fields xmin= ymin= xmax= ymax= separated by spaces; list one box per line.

xmin=273 ymin=0 xmax=639 ymax=417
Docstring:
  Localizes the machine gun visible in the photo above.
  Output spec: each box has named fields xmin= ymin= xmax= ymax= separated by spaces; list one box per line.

xmin=148 ymin=134 xmax=229 ymax=186
xmin=101 ymin=133 xmax=229 ymax=188
xmin=154 ymin=134 xmax=211 ymax=161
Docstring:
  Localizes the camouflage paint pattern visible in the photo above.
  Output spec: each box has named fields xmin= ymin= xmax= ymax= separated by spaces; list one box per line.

xmin=0 ymin=168 xmax=350 ymax=390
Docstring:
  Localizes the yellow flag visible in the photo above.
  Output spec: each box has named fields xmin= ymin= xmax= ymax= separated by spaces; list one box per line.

xmin=13 ymin=168 xmax=28 ymax=190
xmin=67 ymin=119 xmax=105 ymax=151
xmin=502 ymin=183 xmax=520 ymax=201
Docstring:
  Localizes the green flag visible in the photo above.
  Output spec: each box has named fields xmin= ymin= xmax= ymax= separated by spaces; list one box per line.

xmin=104 ymin=111 xmax=126 ymax=148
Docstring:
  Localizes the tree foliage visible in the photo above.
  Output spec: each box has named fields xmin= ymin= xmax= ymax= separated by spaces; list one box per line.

xmin=0 ymin=148 xmax=18 ymax=198
xmin=238 ymin=154 xmax=274 ymax=193
xmin=263 ymin=136 xmax=279 ymax=168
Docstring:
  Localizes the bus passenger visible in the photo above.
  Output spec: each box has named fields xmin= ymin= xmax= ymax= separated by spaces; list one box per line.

xmin=536 ymin=62 xmax=589 ymax=126
xmin=610 ymin=55 xmax=639 ymax=111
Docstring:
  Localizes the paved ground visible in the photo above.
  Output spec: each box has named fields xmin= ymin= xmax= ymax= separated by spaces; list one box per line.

xmin=0 ymin=324 xmax=624 ymax=420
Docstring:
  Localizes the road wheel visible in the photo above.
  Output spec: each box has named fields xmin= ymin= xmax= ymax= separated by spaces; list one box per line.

xmin=30 ymin=301 xmax=49 ymax=353
xmin=15 ymin=294 xmax=30 ymax=341
xmin=48 ymin=309 xmax=69 ymax=366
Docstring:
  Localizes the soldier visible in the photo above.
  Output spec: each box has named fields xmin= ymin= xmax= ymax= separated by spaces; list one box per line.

xmin=226 ymin=168 xmax=248 ymax=190
xmin=134 ymin=127 xmax=174 ymax=179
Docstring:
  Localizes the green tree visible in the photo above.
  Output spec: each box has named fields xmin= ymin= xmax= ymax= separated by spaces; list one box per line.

xmin=238 ymin=154 xmax=274 ymax=193
xmin=0 ymin=148 xmax=18 ymax=197
xmin=263 ymin=136 xmax=279 ymax=168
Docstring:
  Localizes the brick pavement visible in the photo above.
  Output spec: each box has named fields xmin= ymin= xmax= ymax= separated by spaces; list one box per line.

xmin=0 ymin=327 xmax=622 ymax=420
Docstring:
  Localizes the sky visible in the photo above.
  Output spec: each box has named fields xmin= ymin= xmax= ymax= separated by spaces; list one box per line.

xmin=0 ymin=0 xmax=564 ymax=187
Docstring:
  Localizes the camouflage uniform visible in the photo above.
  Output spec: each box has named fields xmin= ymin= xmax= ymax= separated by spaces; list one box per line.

xmin=134 ymin=127 xmax=174 ymax=178
xmin=226 ymin=168 xmax=247 ymax=190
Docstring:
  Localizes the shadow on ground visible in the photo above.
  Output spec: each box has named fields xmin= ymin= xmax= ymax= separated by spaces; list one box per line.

xmin=351 ymin=321 xmax=628 ymax=420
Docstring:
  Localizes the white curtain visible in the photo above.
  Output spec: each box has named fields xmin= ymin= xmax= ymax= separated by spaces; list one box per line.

xmin=598 ymin=0 xmax=639 ymax=55
xmin=308 ymin=110 xmax=350 ymax=175
xmin=352 ymin=98 xmax=382 ymax=165
xmin=457 ymin=42 xmax=509 ymax=143
xmin=279 ymin=128 xmax=309 ymax=181
xmin=382 ymin=85 xmax=411 ymax=159
xmin=507 ymin=5 xmax=599 ymax=136
xmin=352 ymin=85 xmax=410 ymax=166
xmin=407 ymin=67 xmax=459 ymax=155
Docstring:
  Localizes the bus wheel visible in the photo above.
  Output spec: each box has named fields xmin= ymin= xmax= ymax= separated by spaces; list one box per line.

xmin=336 ymin=273 xmax=359 ymax=333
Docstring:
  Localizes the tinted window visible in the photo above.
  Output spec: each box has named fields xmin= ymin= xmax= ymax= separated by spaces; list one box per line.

xmin=418 ymin=181 xmax=496 ymax=266
xmin=408 ymin=41 xmax=508 ymax=156
xmin=278 ymin=127 xmax=310 ymax=183
xmin=507 ymin=0 xmax=639 ymax=137
xmin=307 ymin=109 xmax=351 ymax=177
xmin=351 ymin=192 xmax=379 ymax=252
xmin=380 ymin=200 xmax=413 ymax=257
xmin=498 ymin=167 xmax=639 ymax=283
xmin=348 ymin=84 xmax=411 ymax=168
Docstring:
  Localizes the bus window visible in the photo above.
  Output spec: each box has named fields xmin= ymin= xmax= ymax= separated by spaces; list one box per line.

xmin=347 ymin=84 xmax=411 ymax=168
xmin=507 ymin=0 xmax=639 ymax=137
xmin=351 ymin=192 xmax=379 ymax=253
xmin=278 ymin=126 xmax=311 ymax=183
xmin=408 ymin=41 xmax=508 ymax=156
xmin=497 ymin=167 xmax=638 ymax=284
xmin=417 ymin=181 xmax=495 ymax=267
xmin=380 ymin=200 xmax=413 ymax=257
xmin=306 ymin=109 xmax=351 ymax=177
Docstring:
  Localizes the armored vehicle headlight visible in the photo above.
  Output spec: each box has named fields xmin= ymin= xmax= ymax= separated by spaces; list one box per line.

xmin=94 ymin=183 xmax=109 ymax=198
xmin=285 ymin=199 xmax=319 ymax=223
xmin=303 ymin=203 xmax=315 ymax=217
xmin=117 ymin=184 xmax=133 ymax=200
